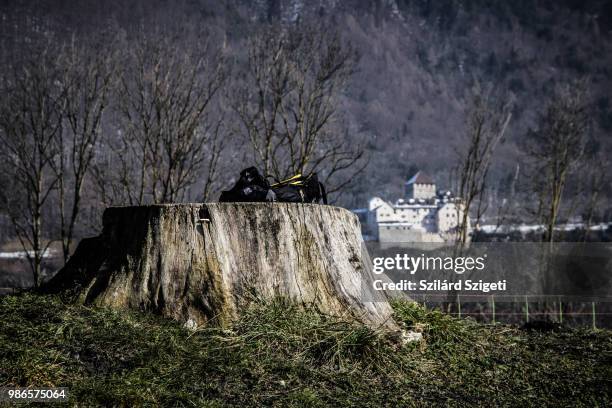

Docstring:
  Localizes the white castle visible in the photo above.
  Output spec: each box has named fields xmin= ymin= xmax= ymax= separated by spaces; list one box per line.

xmin=365 ymin=171 xmax=470 ymax=243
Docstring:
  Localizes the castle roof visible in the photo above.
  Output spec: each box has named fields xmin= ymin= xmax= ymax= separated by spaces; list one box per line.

xmin=405 ymin=171 xmax=434 ymax=185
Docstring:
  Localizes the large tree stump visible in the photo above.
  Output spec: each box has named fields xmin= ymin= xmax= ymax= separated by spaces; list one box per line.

xmin=46 ymin=203 xmax=398 ymax=330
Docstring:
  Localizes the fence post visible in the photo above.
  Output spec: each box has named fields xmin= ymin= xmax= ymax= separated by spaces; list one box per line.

xmin=491 ymin=296 xmax=496 ymax=324
xmin=457 ymin=294 xmax=461 ymax=318
xmin=524 ymin=296 xmax=529 ymax=323
xmin=592 ymin=302 xmax=597 ymax=330
xmin=559 ymin=299 xmax=563 ymax=324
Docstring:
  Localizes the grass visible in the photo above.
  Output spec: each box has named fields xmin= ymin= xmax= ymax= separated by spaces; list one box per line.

xmin=0 ymin=294 xmax=610 ymax=407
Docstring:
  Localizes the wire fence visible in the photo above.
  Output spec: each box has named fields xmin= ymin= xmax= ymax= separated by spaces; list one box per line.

xmin=414 ymin=294 xmax=611 ymax=329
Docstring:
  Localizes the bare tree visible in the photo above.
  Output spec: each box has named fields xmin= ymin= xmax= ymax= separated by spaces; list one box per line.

xmin=233 ymin=25 xmax=365 ymax=196
xmin=92 ymin=31 xmax=227 ymax=205
xmin=51 ymin=37 xmax=116 ymax=262
xmin=492 ymin=163 xmax=521 ymax=232
xmin=456 ymin=84 xmax=512 ymax=244
xmin=0 ymin=50 xmax=62 ymax=287
xmin=580 ymin=149 xmax=608 ymax=241
xmin=525 ymin=81 xmax=589 ymax=243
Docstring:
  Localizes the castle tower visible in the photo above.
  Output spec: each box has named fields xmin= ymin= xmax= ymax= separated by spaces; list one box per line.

xmin=405 ymin=171 xmax=436 ymax=200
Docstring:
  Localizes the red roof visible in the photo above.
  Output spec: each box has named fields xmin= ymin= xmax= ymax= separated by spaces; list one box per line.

xmin=405 ymin=171 xmax=434 ymax=185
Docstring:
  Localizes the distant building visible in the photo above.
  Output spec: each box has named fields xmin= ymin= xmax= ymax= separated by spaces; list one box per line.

xmin=364 ymin=171 xmax=470 ymax=243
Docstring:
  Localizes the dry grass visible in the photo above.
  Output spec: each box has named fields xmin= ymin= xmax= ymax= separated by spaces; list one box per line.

xmin=0 ymin=293 xmax=610 ymax=407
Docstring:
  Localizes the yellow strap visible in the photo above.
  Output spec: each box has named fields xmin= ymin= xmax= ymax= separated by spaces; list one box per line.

xmin=271 ymin=173 xmax=303 ymax=187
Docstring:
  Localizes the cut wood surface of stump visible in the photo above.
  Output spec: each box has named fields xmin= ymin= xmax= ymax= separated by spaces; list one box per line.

xmin=46 ymin=203 xmax=399 ymax=330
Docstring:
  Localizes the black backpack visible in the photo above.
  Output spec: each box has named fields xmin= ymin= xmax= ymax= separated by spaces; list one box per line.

xmin=270 ymin=173 xmax=327 ymax=204
xmin=219 ymin=167 xmax=327 ymax=204
xmin=219 ymin=167 xmax=274 ymax=202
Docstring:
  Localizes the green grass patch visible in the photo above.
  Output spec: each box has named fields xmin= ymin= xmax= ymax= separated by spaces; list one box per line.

xmin=0 ymin=294 xmax=610 ymax=407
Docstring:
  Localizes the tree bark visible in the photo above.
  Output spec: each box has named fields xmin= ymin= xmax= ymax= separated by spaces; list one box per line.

xmin=45 ymin=203 xmax=399 ymax=330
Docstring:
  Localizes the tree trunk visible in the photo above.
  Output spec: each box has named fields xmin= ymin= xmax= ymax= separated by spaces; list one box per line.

xmin=45 ymin=203 xmax=399 ymax=331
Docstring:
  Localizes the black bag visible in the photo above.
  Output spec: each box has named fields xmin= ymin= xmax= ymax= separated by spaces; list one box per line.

xmin=270 ymin=173 xmax=327 ymax=204
xmin=219 ymin=167 xmax=327 ymax=204
xmin=219 ymin=167 xmax=274 ymax=202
